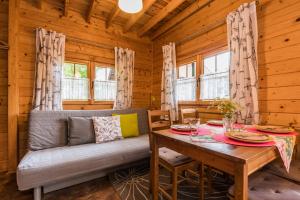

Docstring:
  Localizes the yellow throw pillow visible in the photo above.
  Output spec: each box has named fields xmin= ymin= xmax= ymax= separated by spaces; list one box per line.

xmin=112 ymin=113 xmax=139 ymax=138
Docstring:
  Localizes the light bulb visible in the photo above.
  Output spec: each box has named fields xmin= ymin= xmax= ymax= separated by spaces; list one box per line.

xmin=118 ymin=0 xmax=143 ymax=14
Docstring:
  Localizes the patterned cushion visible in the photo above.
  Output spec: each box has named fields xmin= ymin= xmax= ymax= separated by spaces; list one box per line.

xmin=92 ymin=116 xmax=123 ymax=143
xmin=228 ymin=170 xmax=300 ymax=200
xmin=265 ymin=158 xmax=300 ymax=183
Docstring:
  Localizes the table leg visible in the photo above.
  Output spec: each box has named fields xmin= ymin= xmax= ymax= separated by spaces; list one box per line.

xmin=234 ymin=164 xmax=248 ymax=200
xmin=151 ymin=135 xmax=159 ymax=200
xmin=199 ymin=163 xmax=204 ymax=200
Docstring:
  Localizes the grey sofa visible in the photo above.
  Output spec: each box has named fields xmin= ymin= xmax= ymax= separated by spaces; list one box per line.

xmin=17 ymin=108 xmax=150 ymax=200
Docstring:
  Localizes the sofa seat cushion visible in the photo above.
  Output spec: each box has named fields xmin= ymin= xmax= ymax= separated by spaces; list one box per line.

xmin=17 ymin=134 xmax=150 ymax=190
xmin=265 ymin=158 xmax=300 ymax=183
xmin=228 ymin=170 xmax=300 ymax=200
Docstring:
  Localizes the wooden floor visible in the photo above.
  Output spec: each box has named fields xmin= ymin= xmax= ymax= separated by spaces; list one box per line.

xmin=0 ymin=172 xmax=121 ymax=200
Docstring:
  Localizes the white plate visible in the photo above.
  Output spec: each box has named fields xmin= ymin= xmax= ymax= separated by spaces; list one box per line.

xmin=207 ymin=120 xmax=223 ymax=126
xmin=225 ymin=131 xmax=273 ymax=143
xmin=255 ymin=125 xmax=294 ymax=134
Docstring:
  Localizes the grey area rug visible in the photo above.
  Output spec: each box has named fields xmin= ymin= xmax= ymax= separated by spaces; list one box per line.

xmin=109 ymin=164 xmax=233 ymax=200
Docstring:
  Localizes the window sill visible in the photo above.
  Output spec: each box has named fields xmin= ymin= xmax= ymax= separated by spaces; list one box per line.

xmin=63 ymin=100 xmax=114 ymax=105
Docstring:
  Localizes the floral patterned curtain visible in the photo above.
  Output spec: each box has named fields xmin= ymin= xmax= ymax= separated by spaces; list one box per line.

xmin=227 ymin=2 xmax=259 ymax=124
xmin=114 ymin=47 xmax=134 ymax=109
xmin=32 ymin=28 xmax=65 ymax=111
xmin=161 ymin=42 xmax=178 ymax=121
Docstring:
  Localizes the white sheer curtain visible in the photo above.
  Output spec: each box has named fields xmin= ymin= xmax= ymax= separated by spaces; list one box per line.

xmin=177 ymin=78 xmax=196 ymax=101
xmin=161 ymin=42 xmax=178 ymax=121
xmin=200 ymin=72 xmax=229 ymax=100
xmin=33 ymin=28 xmax=65 ymax=111
xmin=227 ymin=2 xmax=259 ymax=124
xmin=114 ymin=47 xmax=134 ymax=110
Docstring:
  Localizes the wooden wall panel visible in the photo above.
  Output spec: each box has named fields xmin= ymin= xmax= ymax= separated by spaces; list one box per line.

xmin=152 ymin=0 xmax=300 ymax=128
xmin=13 ymin=0 xmax=153 ymax=161
xmin=0 ymin=0 xmax=8 ymax=172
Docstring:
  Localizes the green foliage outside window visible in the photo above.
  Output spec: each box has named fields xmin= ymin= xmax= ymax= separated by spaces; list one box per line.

xmin=63 ymin=63 xmax=87 ymax=78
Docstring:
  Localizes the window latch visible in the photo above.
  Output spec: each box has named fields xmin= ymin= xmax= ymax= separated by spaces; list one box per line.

xmin=197 ymin=77 xmax=201 ymax=87
xmin=91 ymin=80 xmax=94 ymax=89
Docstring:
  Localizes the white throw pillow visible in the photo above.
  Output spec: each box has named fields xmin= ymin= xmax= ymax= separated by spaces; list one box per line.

xmin=92 ymin=116 xmax=122 ymax=143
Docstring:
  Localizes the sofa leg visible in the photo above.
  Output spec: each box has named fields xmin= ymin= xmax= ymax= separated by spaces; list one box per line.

xmin=34 ymin=187 xmax=42 ymax=200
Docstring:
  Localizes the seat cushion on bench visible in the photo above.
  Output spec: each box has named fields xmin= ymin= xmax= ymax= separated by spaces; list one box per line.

xmin=228 ymin=170 xmax=300 ymax=200
xmin=265 ymin=158 xmax=300 ymax=183
xmin=17 ymin=134 xmax=150 ymax=190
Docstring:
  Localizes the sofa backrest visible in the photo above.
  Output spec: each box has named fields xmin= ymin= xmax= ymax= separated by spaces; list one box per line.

xmin=28 ymin=108 xmax=149 ymax=151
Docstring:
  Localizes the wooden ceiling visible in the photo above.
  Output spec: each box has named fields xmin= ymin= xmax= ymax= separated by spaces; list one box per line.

xmin=40 ymin=0 xmax=213 ymax=39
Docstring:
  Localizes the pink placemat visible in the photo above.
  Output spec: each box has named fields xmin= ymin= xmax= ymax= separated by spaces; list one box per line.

xmin=212 ymin=134 xmax=275 ymax=147
xmin=170 ymin=129 xmax=191 ymax=135
xmin=246 ymin=127 xmax=298 ymax=136
xmin=171 ymin=128 xmax=211 ymax=136
xmin=206 ymin=123 xmax=223 ymax=127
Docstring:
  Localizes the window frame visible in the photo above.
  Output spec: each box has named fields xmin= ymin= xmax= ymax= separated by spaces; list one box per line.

xmin=62 ymin=59 xmax=115 ymax=106
xmin=92 ymin=62 xmax=116 ymax=103
xmin=176 ymin=56 xmax=198 ymax=103
xmin=177 ymin=46 xmax=229 ymax=105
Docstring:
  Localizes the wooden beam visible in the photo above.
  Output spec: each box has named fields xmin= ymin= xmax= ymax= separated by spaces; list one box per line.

xmin=151 ymin=0 xmax=214 ymax=40
xmin=176 ymin=18 xmax=226 ymax=45
xmin=0 ymin=40 xmax=9 ymax=50
xmin=8 ymin=0 xmax=19 ymax=172
xmin=64 ymin=0 xmax=70 ymax=17
xmin=106 ymin=6 xmax=121 ymax=28
xmin=86 ymin=0 xmax=97 ymax=23
xmin=37 ymin=0 xmax=42 ymax=9
xmin=123 ymin=0 xmax=156 ymax=33
xmin=138 ymin=0 xmax=185 ymax=37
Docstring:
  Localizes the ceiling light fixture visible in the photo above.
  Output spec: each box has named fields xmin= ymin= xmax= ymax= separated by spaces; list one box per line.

xmin=118 ymin=0 xmax=143 ymax=14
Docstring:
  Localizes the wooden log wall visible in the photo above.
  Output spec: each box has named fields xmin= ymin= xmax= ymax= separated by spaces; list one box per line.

xmin=0 ymin=0 xmax=8 ymax=172
xmin=152 ymin=0 xmax=300 ymax=128
xmin=1 ymin=0 xmax=153 ymax=171
xmin=1 ymin=0 xmax=299 ymax=172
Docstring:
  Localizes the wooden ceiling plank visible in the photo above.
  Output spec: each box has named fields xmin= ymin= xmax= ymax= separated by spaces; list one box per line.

xmin=64 ymin=0 xmax=70 ymax=17
xmin=151 ymin=0 xmax=214 ymax=40
xmin=138 ymin=0 xmax=185 ymax=37
xmin=106 ymin=6 xmax=121 ymax=28
xmin=86 ymin=0 xmax=97 ymax=23
xmin=123 ymin=0 xmax=157 ymax=33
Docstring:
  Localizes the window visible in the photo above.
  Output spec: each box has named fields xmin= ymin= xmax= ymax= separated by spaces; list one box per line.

xmin=176 ymin=61 xmax=197 ymax=101
xmin=200 ymin=51 xmax=230 ymax=100
xmin=94 ymin=66 xmax=116 ymax=101
xmin=62 ymin=60 xmax=116 ymax=102
xmin=63 ymin=62 xmax=89 ymax=100
xmin=176 ymin=47 xmax=230 ymax=103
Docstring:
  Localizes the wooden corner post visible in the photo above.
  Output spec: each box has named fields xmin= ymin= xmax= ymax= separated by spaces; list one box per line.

xmin=8 ymin=0 xmax=20 ymax=172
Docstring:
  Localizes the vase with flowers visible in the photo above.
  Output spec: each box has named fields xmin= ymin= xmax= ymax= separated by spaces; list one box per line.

xmin=210 ymin=99 xmax=240 ymax=131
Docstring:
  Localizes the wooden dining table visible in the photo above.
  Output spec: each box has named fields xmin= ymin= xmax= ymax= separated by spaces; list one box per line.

xmin=150 ymin=127 xmax=299 ymax=200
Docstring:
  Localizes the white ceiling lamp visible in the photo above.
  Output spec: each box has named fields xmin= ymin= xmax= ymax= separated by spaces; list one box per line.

xmin=118 ymin=0 xmax=143 ymax=14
